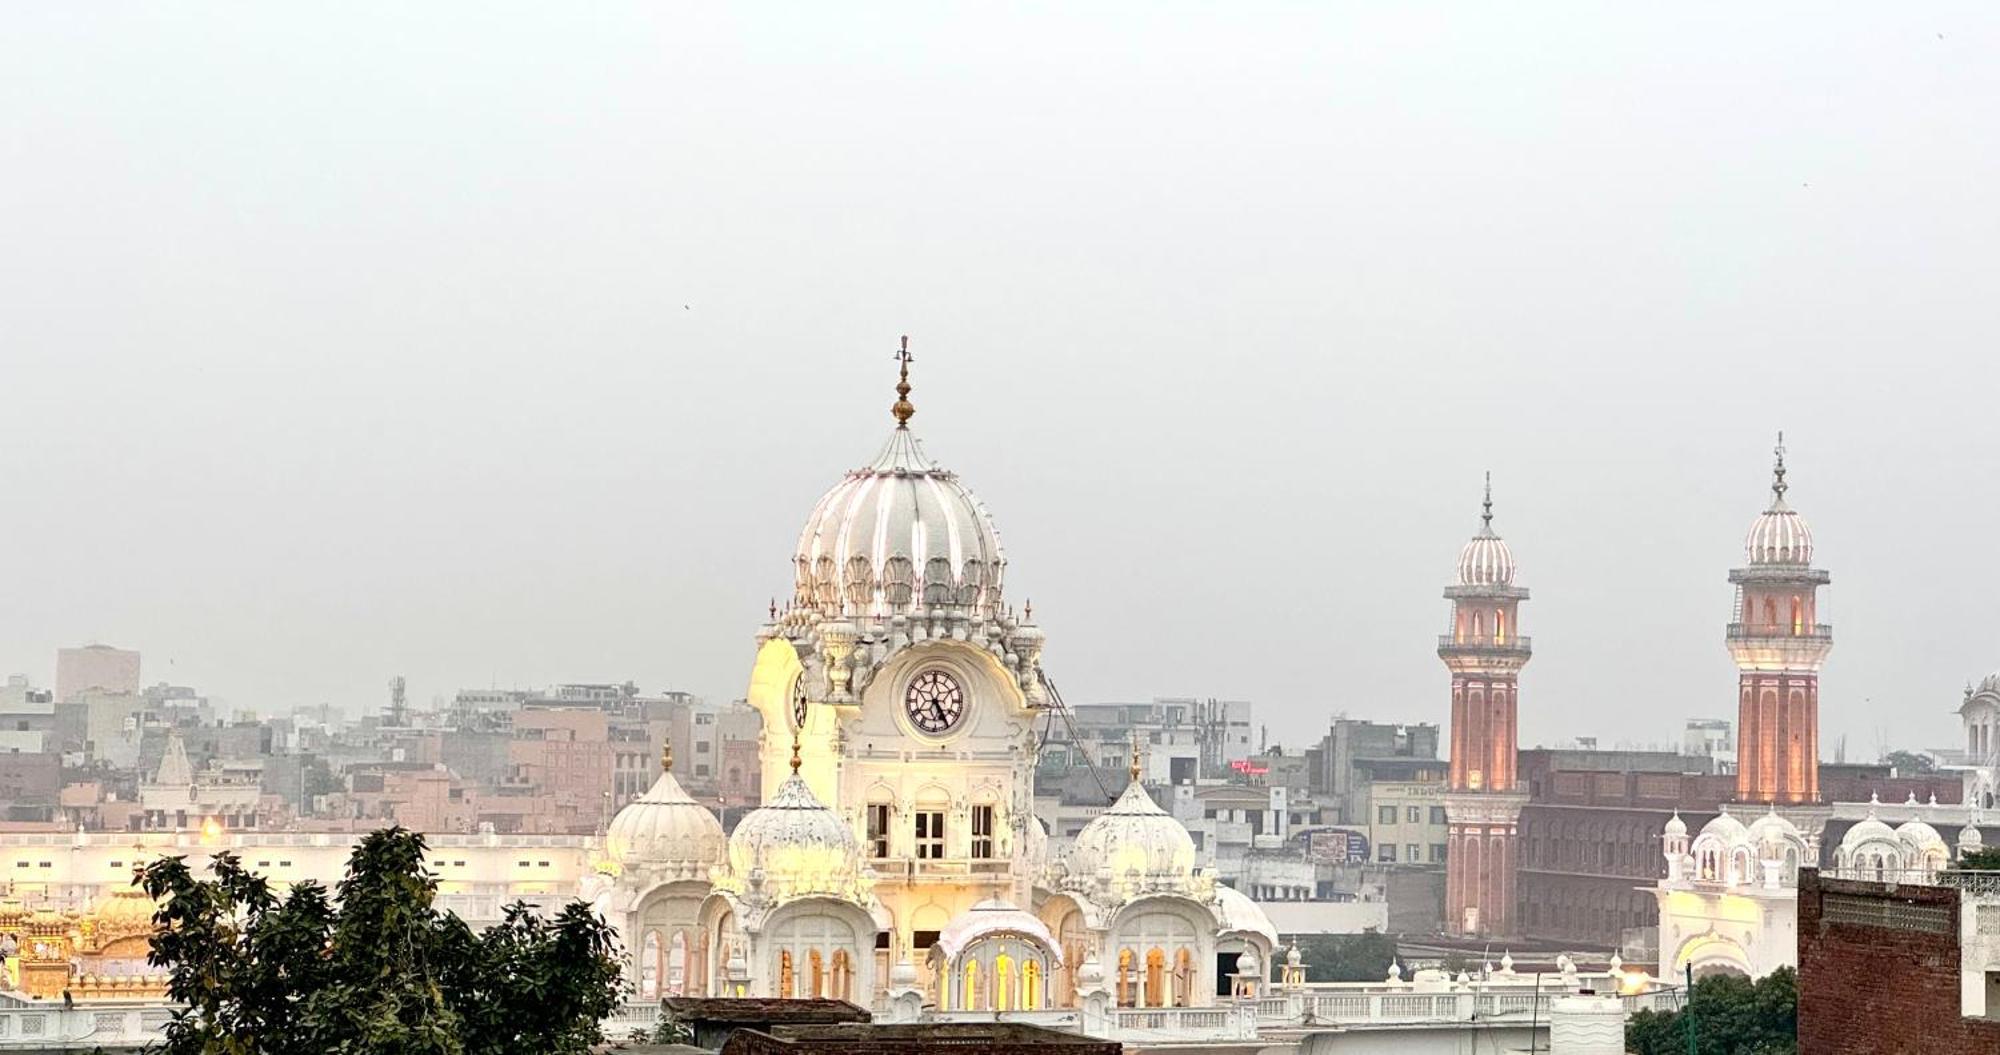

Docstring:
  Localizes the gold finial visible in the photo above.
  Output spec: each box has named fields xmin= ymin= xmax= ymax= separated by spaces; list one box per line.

xmin=1130 ymin=734 xmax=1143 ymax=783
xmin=891 ymin=336 xmax=915 ymax=427
xmin=661 ymin=740 xmax=673 ymax=773
xmin=790 ymin=728 xmax=803 ymax=774
xmin=1024 ymin=599 xmax=1033 ymax=623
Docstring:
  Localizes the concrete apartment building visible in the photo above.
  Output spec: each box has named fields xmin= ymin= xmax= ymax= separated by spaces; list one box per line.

xmin=54 ymin=644 xmax=140 ymax=703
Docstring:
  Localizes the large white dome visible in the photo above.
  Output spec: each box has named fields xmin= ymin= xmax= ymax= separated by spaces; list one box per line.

xmin=794 ymin=426 xmax=1006 ymax=620
xmin=605 ymin=760 xmax=726 ymax=877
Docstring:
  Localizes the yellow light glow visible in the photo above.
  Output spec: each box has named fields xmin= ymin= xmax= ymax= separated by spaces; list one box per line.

xmin=1618 ymin=969 xmax=1651 ymax=995
xmin=200 ymin=818 xmax=223 ymax=841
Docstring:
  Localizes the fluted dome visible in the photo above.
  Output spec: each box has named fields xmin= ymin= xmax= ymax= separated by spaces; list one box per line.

xmin=1063 ymin=780 xmax=1198 ymax=893
xmin=1745 ymin=438 xmax=1813 ymax=565
xmin=725 ymin=772 xmax=865 ymax=897
xmin=1664 ymin=811 xmax=1687 ymax=837
xmin=606 ymin=762 xmax=726 ymax=875
xmin=1746 ymin=808 xmax=1802 ymax=857
xmin=1697 ymin=807 xmax=1748 ymax=846
xmin=1455 ymin=479 xmax=1517 ymax=586
xmin=794 ymin=425 xmax=1006 ymax=620
xmin=935 ymin=898 xmax=1062 ymax=964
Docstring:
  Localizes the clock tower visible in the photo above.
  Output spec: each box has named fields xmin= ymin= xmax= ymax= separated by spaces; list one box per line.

xmin=742 ymin=341 xmax=1052 ymax=963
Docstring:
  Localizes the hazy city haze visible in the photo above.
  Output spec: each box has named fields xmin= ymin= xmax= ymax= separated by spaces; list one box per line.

xmin=3 ymin=4 xmax=1997 ymax=755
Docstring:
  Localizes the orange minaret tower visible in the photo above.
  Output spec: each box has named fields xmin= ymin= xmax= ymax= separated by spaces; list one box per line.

xmin=1729 ymin=434 xmax=1829 ymax=804
xmin=1440 ymin=475 xmax=1531 ymax=938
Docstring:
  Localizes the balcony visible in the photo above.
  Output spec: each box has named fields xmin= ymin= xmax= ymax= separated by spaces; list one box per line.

xmin=1726 ymin=623 xmax=1832 ymax=642
xmin=1437 ymin=634 xmax=1532 ymax=654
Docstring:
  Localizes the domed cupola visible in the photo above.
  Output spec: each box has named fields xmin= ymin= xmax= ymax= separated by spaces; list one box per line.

xmin=793 ymin=339 xmax=1007 ymax=621
xmin=719 ymin=736 xmax=870 ymax=903
xmin=1060 ymin=744 xmax=1203 ymax=904
xmin=605 ymin=744 xmax=726 ymax=879
xmin=1745 ymin=434 xmax=1814 ymax=565
xmin=1455 ymin=474 xmax=1517 ymax=587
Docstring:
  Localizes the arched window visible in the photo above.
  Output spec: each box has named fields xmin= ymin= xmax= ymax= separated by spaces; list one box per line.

xmin=1145 ymin=948 xmax=1167 ymax=1008
xmin=995 ymin=952 xmax=1015 ymax=1010
xmin=1473 ymin=612 xmax=1485 ymax=639
xmin=809 ymin=949 xmax=825 ymax=998
xmin=1023 ymin=959 xmax=1042 ymax=1010
xmin=640 ymin=931 xmax=662 ymax=998
xmin=964 ymin=959 xmax=983 ymax=1010
xmin=780 ymin=950 xmax=795 ymax=998
xmin=1173 ymin=948 xmax=1193 ymax=1007
xmin=1495 ymin=609 xmax=1507 ymax=645
xmin=830 ymin=950 xmax=852 ymax=1001
xmin=667 ymin=931 xmax=688 ymax=996
xmin=1117 ymin=949 xmax=1134 ymax=1007
xmin=1763 ymin=597 xmax=1778 ymax=627
xmin=1790 ymin=596 xmax=1804 ymax=635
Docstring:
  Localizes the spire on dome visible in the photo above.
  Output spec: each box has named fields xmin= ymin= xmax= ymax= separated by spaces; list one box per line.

xmin=661 ymin=740 xmax=673 ymax=773
xmin=1481 ymin=471 xmax=1494 ymax=534
xmin=1129 ymin=734 xmax=1143 ymax=783
xmin=789 ymin=727 xmax=804 ymax=774
xmin=1770 ymin=430 xmax=1788 ymax=507
xmin=891 ymin=335 xmax=915 ymax=428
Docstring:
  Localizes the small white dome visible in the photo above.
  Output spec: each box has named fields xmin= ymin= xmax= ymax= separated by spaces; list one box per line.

xmin=1841 ymin=809 xmax=1898 ymax=852
xmin=1214 ymin=885 xmax=1279 ymax=947
xmin=1746 ymin=808 xmax=1802 ymax=857
xmin=1896 ymin=819 xmax=1949 ymax=855
xmin=725 ymin=772 xmax=864 ymax=897
xmin=1235 ymin=948 xmax=1261 ymax=975
xmin=1961 ymin=825 xmax=1984 ymax=851
xmin=1063 ymin=780 xmax=1198 ymax=894
xmin=1664 ymin=812 xmax=1687 ymax=837
xmin=605 ymin=763 xmax=726 ymax=875
xmin=934 ymin=898 xmax=1061 ymax=965
xmin=1698 ymin=807 xmax=1749 ymax=846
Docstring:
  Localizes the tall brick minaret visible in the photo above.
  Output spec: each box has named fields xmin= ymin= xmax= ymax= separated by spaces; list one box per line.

xmin=1440 ymin=476 xmax=1531 ymax=938
xmin=1729 ymin=434 xmax=1829 ymax=804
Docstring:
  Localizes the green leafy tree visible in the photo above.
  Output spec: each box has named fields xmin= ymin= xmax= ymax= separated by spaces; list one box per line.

xmin=141 ymin=828 xmax=621 ymax=1055
xmin=1288 ymin=931 xmax=1401 ymax=983
xmin=1626 ymin=967 xmax=1797 ymax=1055
xmin=1882 ymin=750 xmax=1936 ymax=775
xmin=1956 ymin=847 xmax=2000 ymax=871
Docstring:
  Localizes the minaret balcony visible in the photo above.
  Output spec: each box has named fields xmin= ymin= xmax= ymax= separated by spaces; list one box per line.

xmin=1725 ymin=623 xmax=1832 ymax=643
xmin=1436 ymin=634 xmax=1532 ymax=656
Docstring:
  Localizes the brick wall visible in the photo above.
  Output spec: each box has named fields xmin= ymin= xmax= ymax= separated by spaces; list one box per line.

xmin=1798 ymin=869 xmax=2000 ymax=1053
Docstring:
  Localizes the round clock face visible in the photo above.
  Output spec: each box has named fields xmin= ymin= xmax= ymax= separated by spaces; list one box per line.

xmin=905 ymin=669 xmax=966 ymax=735
xmin=791 ymin=675 xmax=809 ymax=730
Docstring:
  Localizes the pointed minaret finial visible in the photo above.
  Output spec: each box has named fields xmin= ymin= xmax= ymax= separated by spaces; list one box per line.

xmin=1481 ymin=471 xmax=1494 ymax=531
xmin=891 ymin=336 xmax=915 ymax=427
xmin=790 ymin=727 xmax=803 ymax=774
xmin=1771 ymin=430 xmax=1788 ymax=504
xmin=1130 ymin=734 xmax=1143 ymax=783
xmin=661 ymin=740 xmax=673 ymax=773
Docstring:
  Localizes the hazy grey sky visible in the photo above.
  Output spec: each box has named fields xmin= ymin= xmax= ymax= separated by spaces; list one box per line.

xmin=4 ymin=5 xmax=1997 ymax=756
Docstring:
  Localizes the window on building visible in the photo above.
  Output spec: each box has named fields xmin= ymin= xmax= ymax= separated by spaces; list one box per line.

xmin=696 ymin=741 xmax=710 ymax=753
xmin=1378 ymin=844 xmax=1397 ymax=863
xmin=695 ymin=764 xmax=709 ymax=777
xmin=1406 ymin=844 xmax=1420 ymax=862
xmin=1378 ymin=806 xmax=1396 ymax=825
xmin=915 ymin=810 xmax=945 ymax=859
xmin=1432 ymin=844 xmax=1447 ymax=862
xmin=913 ymin=930 xmax=940 ymax=951
xmin=866 ymin=803 xmax=892 ymax=858
xmin=971 ymin=805 xmax=994 ymax=859
xmin=1430 ymin=806 xmax=1447 ymax=825
xmin=1406 ymin=806 xmax=1421 ymax=824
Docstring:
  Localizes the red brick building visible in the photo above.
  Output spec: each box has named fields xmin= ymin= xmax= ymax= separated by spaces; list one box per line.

xmin=1798 ymin=868 xmax=2000 ymax=1053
